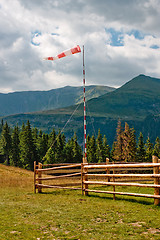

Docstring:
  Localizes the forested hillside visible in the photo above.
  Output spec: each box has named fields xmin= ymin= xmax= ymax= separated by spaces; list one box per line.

xmin=0 ymin=120 xmax=160 ymax=170
xmin=0 ymin=85 xmax=114 ymax=116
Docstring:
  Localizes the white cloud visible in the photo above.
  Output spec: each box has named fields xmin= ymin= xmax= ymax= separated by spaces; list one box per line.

xmin=0 ymin=0 xmax=160 ymax=92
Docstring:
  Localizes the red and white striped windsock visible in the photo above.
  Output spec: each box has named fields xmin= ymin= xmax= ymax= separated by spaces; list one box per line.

xmin=44 ymin=45 xmax=81 ymax=61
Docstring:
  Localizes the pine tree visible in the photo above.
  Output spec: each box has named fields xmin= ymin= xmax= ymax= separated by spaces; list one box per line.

xmin=36 ymin=131 xmax=49 ymax=162
xmin=0 ymin=119 xmax=4 ymax=135
xmin=122 ymin=122 xmax=131 ymax=162
xmin=21 ymin=122 xmax=25 ymax=134
xmin=96 ymin=129 xmax=105 ymax=162
xmin=103 ymin=135 xmax=110 ymax=159
xmin=137 ymin=132 xmax=146 ymax=162
xmin=19 ymin=121 xmax=37 ymax=170
xmin=72 ymin=133 xmax=82 ymax=163
xmin=43 ymin=128 xmax=57 ymax=164
xmin=61 ymin=133 xmax=67 ymax=161
xmin=32 ymin=127 xmax=39 ymax=146
xmin=145 ymin=136 xmax=153 ymax=162
xmin=43 ymin=146 xmax=55 ymax=164
xmin=55 ymin=131 xmax=66 ymax=163
xmin=87 ymin=135 xmax=97 ymax=163
xmin=10 ymin=125 xmax=20 ymax=167
xmin=65 ymin=138 xmax=74 ymax=163
xmin=65 ymin=133 xmax=82 ymax=163
xmin=110 ymin=141 xmax=116 ymax=161
xmin=0 ymin=122 xmax=12 ymax=165
xmin=122 ymin=123 xmax=137 ymax=162
xmin=153 ymin=137 xmax=160 ymax=158
xmin=112 ymin=120 xmax=123 ymax=161
xmin=48 ymin=128 xmax=56 ymax=148
xmin=129 ymin=128 xmax=137 ymax=162
xmin=86 ymin=135 xmax=91 ymax=162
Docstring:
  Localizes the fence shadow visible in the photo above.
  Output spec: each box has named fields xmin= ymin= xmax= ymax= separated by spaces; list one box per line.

xmin=87 ymin=192 xmax=154 ymax=206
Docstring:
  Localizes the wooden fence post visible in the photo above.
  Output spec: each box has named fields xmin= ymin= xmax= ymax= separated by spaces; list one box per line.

xmin=81 ymin=163 xmax=84 ymax=195
xmin=106 ymin=158 xmax=110 ymax=182
xmin=112 ymin=161 xmax=116 ymax=200
xmin=83 ymin=157 xmax=88 ymax=196
xmin=83 ymin=157 xmax=88 ymax=164
xmin=152 ymin=155 xmax=160 ymax=205
xmin=38 ymin=162 xmax=42 ymax=193
xmin=34 ymin=161 xmax=36 ymax=193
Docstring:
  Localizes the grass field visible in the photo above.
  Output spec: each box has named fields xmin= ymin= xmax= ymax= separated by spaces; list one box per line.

xmin=0 ymin=164 xmax=160 ymax=240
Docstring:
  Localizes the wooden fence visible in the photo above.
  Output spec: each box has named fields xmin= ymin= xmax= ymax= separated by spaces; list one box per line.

xmin=34 ymin=162 xmax=82 ymax=193
xmin=82 ymin=156 xmax=160 ymax=205
xmin=34 ymin=156 xmax=160 ymax=205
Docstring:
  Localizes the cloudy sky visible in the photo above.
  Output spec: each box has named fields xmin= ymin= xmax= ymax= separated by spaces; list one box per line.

xmin=0 ymin=0 xmax=160 ymax=93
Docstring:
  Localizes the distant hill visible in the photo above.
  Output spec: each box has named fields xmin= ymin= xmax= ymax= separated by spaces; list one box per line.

xmin=0 ymin=85 xmax=115 ymax=116
xmin=1 ymin=75 xmax=160 ymax=145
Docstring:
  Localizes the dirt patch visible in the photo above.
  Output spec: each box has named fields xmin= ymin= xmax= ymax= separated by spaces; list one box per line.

xmin=148 ymin=228 xmax=160 ymax=234
xmin=141 ymin=228 xmax=160 ymax=236
xmin=129 ymin=222 xmax=146 ymax=227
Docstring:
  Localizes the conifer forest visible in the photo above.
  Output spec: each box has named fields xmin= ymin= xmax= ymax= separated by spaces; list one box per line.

xmin=0 ymin=119 xmax=160 ymax=171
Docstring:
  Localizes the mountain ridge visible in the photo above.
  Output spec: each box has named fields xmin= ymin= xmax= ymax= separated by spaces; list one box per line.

xmin=33 ymin=74 xmax=160 ymax=119
xmin=0 ymin=85 xmax=115 ymax=116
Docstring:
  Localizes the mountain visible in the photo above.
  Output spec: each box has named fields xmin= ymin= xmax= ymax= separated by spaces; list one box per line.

xmin=86 ymin=74 xmax=160 ymax=119
xmin=1 ymin=75 xmax=160 ymax=145
xmin=31 ymin=74 xmax=160 ymax=119
xmin=0 ymin=85 xmax=115 ymax=116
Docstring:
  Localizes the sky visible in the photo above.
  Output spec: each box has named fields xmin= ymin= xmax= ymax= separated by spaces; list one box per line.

xmin=0 ymin=0 xmax=160 ymax=93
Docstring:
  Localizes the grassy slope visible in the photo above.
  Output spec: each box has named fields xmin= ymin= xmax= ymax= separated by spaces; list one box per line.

xmin=1 ymin=164 xmax=160 ymax=239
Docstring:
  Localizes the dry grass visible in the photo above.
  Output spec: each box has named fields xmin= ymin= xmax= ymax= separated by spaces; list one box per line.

xmin=0 ymin=164 xmax=33 ymax=188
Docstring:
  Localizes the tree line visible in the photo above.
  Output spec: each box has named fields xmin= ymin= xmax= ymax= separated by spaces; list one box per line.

xmin=112 ymin=121 xmax=160 ymax=162
xmin=0 ymin=120 xmax=160 ymax=171
xmin=0 ymin=120 xmax=82 ymax=170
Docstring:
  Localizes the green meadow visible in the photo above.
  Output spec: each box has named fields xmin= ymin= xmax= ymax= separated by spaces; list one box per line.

xmin=0 ymin=164 xmax=160 ymax=240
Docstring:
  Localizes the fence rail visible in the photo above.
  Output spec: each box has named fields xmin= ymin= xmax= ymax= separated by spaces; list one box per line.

xmin=81 ymin=156 xmax=160 ymax=205
xmin=34 ymin=156 xmax=160 ymax=205
xmin=34 ymin=162 xmax=82 ymax=193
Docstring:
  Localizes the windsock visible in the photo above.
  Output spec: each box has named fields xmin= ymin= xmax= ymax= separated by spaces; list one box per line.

xmin=44 ymin=45 xmax=81 ymax=61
